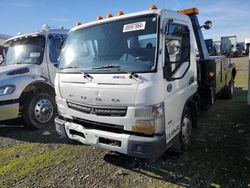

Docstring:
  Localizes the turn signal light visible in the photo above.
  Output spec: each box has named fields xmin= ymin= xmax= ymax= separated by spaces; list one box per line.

xmin=150 ymin=4 xmax=157 ymax=10
xmin=97 ymin=16 xmax=103 ymax=20
xmin=178 ymin=8 xmax=199 ymax=15
xmin=106 ymin=13 xmax=113 ymax=18
xmin=75 ymin=21 xmax=81 ymax=26
xmin=208 ymin=72 xmax=215 ymax=77
xmin=132 ymin=121 xmax=155 ymax=135
xmin=117 ymin=11 xmax=124 ymax=16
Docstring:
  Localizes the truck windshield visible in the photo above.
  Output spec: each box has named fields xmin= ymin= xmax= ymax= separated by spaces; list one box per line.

xmin=5 ymin=36 xmax=45 ymax=66
xmin=59 ymin=15 xmax=158 ymax=73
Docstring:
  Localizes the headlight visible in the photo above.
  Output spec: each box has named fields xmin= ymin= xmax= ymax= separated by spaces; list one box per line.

xmin=0 ymin=85 xmax=15 ymax=96
xmin=133 ymin=102 xmax=165 ymax=135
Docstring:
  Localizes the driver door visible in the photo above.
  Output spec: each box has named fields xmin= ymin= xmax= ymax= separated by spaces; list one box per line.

xmin=163 ymin=20 xmax=195 ymax=143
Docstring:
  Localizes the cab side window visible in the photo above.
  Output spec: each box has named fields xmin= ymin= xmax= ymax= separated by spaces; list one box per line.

xmin=165 ymin=24 xmax=190 ymax=73
xmin=49 ymin=35 xmax=67 ymax=63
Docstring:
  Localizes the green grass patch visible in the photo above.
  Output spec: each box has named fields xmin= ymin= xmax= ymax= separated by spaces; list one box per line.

xmin=0 ymin=144 xmax=81 ymax=186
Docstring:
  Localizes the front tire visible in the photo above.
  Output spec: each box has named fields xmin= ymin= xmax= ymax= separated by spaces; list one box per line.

xmin=171 ymin=106 xmax=193 ymax=153
xmin=22 ymin=93 xmax=56 ymax=129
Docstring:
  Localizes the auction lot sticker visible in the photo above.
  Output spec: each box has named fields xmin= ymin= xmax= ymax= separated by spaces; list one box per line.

xmin=123 ymin=21 xmax=146 ymax=32
xmin=30 ymin=52 xmax=41 ymax=57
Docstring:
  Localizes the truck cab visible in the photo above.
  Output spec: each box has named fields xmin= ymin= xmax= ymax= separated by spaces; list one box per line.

xmin=55 ymin=7 xmax=235 ymax=159
xmin=0 ymin=25 xmax=68 ymax=128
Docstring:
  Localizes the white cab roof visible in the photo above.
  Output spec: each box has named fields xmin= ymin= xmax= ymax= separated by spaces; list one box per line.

xmin=71 ymin=9 xmax=189 ymax=32
xmin=4 ymin=29 xmax=69 ymax=44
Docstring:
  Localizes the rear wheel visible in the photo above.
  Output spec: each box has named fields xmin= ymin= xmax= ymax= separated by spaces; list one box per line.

xmin=210 ymin=87 xmax=216 ymax=105
xmin=22 ymin=93 xmax=56 ymax=129
xmin=223 ymin=81 xmax=234 ymax=99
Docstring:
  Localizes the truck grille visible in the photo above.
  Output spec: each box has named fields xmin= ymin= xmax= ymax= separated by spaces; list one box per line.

xmin=73 ymin=117 xmax=124 ymax=133
xmin=67 ymin=101 xmax=127 ymax=117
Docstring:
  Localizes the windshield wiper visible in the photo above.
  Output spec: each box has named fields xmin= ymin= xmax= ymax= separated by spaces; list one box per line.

xmin=16 ymin=62 xmax=29 ymax=64
xmin=92 ymin=65 xmax=121 ymax=70
xmin=60 ymin=66 xmax=92 ymax=79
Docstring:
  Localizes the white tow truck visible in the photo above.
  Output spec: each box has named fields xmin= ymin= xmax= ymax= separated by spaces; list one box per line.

xmin=0 ymin=25 xmax=68 ymax=128
xmin=55 ymin=6 xmax=236 ymax=159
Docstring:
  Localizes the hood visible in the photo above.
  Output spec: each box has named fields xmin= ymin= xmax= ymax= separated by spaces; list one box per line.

xmin=0 ymin=64 xmax=40 ymax=82
xmin=59 ymin=73 xmax=139 ymax=107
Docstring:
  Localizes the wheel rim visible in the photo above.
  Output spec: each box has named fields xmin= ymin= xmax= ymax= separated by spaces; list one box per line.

xmin=211 ymin=89 xmax=215 ymax=104
xmin=181 ymin=114 xmax=192 ymax=144
xmin=230 ymin=83 xmax=234 ymax=95
xmin=34 ymin=98 xmax=53 ymax=123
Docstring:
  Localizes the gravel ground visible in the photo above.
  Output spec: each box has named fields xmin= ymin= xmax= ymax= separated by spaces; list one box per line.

xmin=0 ymin=56 xmax=250 ymax=188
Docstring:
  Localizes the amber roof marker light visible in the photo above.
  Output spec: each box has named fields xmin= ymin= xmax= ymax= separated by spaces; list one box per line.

xmin=97 ymin=16 xmax=103 ymax=20
xmin=106 ymin=13 xmax=113 ymax=18
xmin=75 ymin=21 xmax=81 ymax=26
xmin=117 ymin=11 xmax=124 ymax=16
xmin=178 ymin=7 xmax=199 ymax=15
xmin=150 ymin=4 xmax=157 ymax=10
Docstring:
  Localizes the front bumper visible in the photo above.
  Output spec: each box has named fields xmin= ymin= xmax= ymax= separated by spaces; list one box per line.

xmin=0 ymin=100 xmax=19 ymax=121
xmin=55 ymin=117 xmax=167 ymax=159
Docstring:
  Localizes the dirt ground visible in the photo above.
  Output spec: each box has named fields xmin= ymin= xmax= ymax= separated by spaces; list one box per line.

xmin=0 ymin=57 xmax=250 ymax=188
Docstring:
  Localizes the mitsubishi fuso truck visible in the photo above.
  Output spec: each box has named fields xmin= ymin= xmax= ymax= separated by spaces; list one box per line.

xmin=55 ymin=6 xmax=236 ymax=159
xmin=0 ymin=25 xmax=68 ymax=128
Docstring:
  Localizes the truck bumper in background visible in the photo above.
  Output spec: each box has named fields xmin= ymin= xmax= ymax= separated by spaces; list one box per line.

xmin=55 ymin=117 xmax=68 ymax=137
xmin=0 ymin=101 xmax=19 ymax=121
xmin=55 ymin=116 xmax=167 ymax=159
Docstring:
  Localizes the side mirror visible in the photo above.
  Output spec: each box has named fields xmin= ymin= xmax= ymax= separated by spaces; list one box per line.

xmin=203 ymin=20 xmax=212 ymax=30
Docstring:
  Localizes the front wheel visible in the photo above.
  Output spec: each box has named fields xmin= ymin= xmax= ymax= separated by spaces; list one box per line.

xmin=171 ymin=106 xmax=193 ymax=153
xmin=22 ymin=93 xmax=56 ymax=129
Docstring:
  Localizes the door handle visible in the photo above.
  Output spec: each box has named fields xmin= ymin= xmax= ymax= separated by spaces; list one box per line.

xmin=189 ymin=76 xmax=194 ymax=85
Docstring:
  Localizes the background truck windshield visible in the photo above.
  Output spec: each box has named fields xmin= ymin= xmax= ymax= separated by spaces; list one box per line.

xmin=60 ymin=15 xmax=158 ymax=73
xmin=5 ymin=36 xmax=45 ymax=66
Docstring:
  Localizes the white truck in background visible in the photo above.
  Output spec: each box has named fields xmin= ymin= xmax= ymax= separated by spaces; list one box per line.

xmin=221 ymin=35 xmax=238 ymax=57
xmin=0 ymin=25 xmax=68 ymax=128
xmin=213 ymin=41 xmax=221 ymax=55
xmin=55 ymin=6 xmax=236 ymax=159
xmin=245 ymin=38 xmax=250 ymax=55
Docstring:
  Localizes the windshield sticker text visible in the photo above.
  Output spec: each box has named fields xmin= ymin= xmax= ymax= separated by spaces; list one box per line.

xmin=30 ymin=52 xmax=40 ymax=58
xmin=123 ymin=21 xmax=146 ymax=33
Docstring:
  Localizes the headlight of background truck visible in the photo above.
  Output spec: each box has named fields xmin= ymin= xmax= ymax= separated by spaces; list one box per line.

xmin=0 ymin=85 xmax=15 ymax=96
xmin=133 ymin=102 xmax=165 ymax=135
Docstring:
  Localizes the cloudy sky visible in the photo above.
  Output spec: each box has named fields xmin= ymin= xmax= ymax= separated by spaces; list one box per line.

xmin=0 ymin=0 xmax=249 ymax=42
